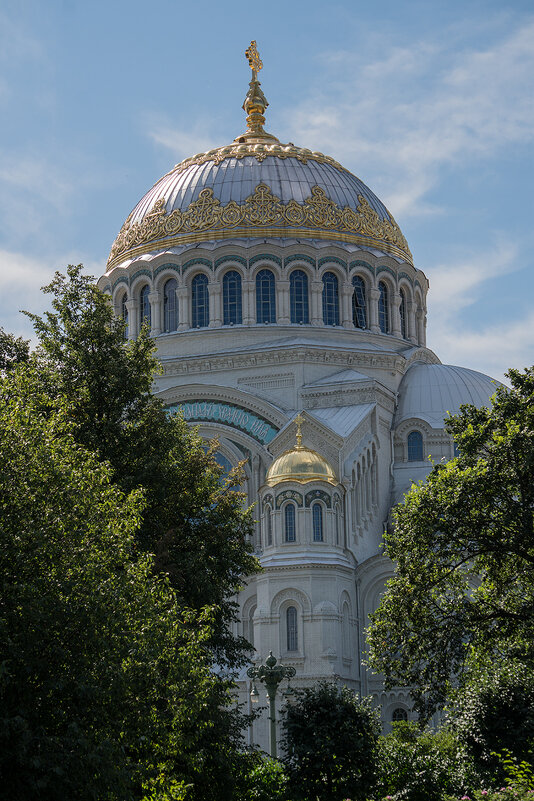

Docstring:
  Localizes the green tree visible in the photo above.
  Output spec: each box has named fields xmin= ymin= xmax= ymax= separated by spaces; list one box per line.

xmin=24 ymin=265 xmax=258 ymax=670
xmin=0 ymin=365 xmax=230 ymax=800
xmin=281 ymin=681 xmax=380 ymax=801
xmin=367 ymin=366 xmax=534 ymax=717
xmin=0 ymin=326 xmax=29 ymax=372
xmin=450 ymin=659 xmax=534 ymax=787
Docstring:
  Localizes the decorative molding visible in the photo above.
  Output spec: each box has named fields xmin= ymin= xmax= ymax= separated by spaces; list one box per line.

xmin=275 ymin=490 xmax=304 ymax=509
xmin=154 ymin=262 xmax=180 ymax=277
xmin=108 ymin=183 xmax=412 ymax=269
xmin=112 ymin=275 xmax=129 ymax=290
xmin=305 ymin=489 xmax=332 ymax=508
xmin=131 ymin=268 xmax=152 ymax=284
xmin=249 ymin=252 xmax=283 ymax=268
xmin=237 ymin=372 xmax=295 ymax=391
xmin=318 ymin=255 xmax=347 ymax=271
xmin=170 ymin=141 xmax=348 ymax=173
xmin=166 ymin=399 xmax=280 ymax=445
xmin=182 ymin=257 xmax=213 ymax=274
xmin=284 ymin=254 xmax=316 ymax=269
xmin=215 ymin=254 xmax=248 ymax=269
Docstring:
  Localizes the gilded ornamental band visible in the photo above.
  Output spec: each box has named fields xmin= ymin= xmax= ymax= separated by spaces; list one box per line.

xmin=108 ymin=183 xmax=412 ymax=268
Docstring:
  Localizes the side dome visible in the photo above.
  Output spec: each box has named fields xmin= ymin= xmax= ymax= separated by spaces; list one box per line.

xmin=266 ymin=444 xmax=337 ymax=487
xmin=395 ymin=363 xmax=501 ymax=429
xmin=107 ymin=52 xmax=411 ymax=269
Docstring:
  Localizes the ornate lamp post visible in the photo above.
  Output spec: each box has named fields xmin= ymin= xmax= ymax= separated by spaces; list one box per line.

xmin=247 ymin=651 xmax=296 ymax=758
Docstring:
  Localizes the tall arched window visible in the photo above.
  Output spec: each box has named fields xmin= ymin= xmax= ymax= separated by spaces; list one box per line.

xmin=322 ymin=272 xmax=340 ymax=326
xmin=312 ymin=503 xmax=323 ymax=542
xmin=163 ymin=278 xmax=178 ymax=332
xmin=335 ymin=503 xmax=341 ymax=545
xmin=286 ymin=606 xmax=298 ymax=651
xmin=256 ymin=269 xmax=276 ymax=323
xmin=192 ymin=274 xmax=209 ymax=328
xmin=284 ymin=503 xmax=296 ymax=542
xmin=399 ymin=288 xmax=407 ymax=339
xmin=342 ymin=602 xmax=350 ymax=659
xmin=392 ymin=707 xmax=408 ymax=722
xmin=290 ymin=270 xmax=309 ymax=324
xmin=223 ymin=270 xmax=242 ymax=326
xmin=120 ymin=292 xmax=128 ymax=339
xmin=407 ymin=430 xmax=423 ymax=461
xmin=378 ymin=281 xmax=389 ymax=334
xmin=352 ymin=276 xmax=367 ymax=329
xmin=139 ymin=284 xmax=151 ymax=329
xmin=265 ymin=505 xmax=272 ymax=546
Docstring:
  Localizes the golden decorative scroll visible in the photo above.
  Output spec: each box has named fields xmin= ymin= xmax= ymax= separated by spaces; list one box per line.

xmin=245 ymin=41 xmax=263 ymax=74
xmin=108 ymin=183 xmax=412 ymax=268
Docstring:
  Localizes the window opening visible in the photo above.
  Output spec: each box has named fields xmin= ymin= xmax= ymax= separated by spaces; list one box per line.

xmin=312 ymin=503 xmax=323 ymax=542
xmin=139 ymin=284 xmax=151 ymax=329
xmin=352 ymin=276 xmax=367 ymax=329
xmin=290 ymin=270 xmax=309 ymax=324
xmin=286 ymin=606 xmax=298 ymax=651
xmin=399 ymin=288 xmax=407 ymax=339
xmin=378 ymin=281 xmax=389 ymax=334
xmin=256 ymin=269 xmax=276 ymax=323
xmin=192 ymin=274 xmax=209 ymax=328
xmin=163 ymin=278 xmax=178 ymax=332
xmin=285 ymin=503 xmax=296 ymax=542
xmin=407 ymin=431 xmax=423 ymax=461
xmin=223 ymin=270 xmax=242 ymax=326
xmin=322 ymin=272 xmax=340 ymax=326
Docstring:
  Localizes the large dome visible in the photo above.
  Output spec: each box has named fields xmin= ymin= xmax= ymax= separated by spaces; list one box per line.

xmin=107 ymin=70 xmax=411 ymax=269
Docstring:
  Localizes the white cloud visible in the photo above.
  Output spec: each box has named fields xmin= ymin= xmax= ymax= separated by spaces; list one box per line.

xmin=284 ymin=21 xmax=534 ymax=217
xmin=145 ymin=114 xmax=221 ymax=163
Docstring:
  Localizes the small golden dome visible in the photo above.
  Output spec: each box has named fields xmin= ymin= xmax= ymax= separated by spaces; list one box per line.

xmin=265 ymin=413 xmax=337 ymax=487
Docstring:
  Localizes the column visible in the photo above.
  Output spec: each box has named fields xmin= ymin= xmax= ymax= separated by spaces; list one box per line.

xmin=391 ymin=292 xmax=402 ymax=338
xmin=125 ymin=299 xmax=138 ymax=340
xmin=369 ymin=288 xmax=380 ymax=333
xmin=341 ymin=282 xmax=353 ymax=329
xmin=209 ymin=281 xmax=222 ymax=327
xmin=278 ymin=280 xmax=290 ymax=324
xmin=148 ymin=290 xmax=162 ymax=336
xmin=177 ymin=286 xmax=189 ymax=331
xmin=310 ymin=280 xmax=323 ymax=326
xmin=243 ymin=279 xmax=255 ymax=325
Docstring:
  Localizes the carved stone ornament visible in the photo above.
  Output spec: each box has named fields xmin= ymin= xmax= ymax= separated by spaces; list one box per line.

xmin=108 ymin=183 xmax=412 ymax=268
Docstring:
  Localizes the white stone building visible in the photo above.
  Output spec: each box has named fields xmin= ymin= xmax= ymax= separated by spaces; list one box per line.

xmin=98 ymin=47 xmax=498 ymax=748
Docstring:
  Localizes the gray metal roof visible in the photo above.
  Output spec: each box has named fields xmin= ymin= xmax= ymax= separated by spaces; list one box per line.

xmin=128 ymin=156 xmax=390 ymax=226
xmin=395 ymin=363 xmax=501 ymax=429
xmin=309 ymin=404 xmax=375 ymax=437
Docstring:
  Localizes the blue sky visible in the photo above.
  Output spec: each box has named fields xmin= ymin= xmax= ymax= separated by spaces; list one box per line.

xmin=1 ymin=0 xmax=532 ymax=382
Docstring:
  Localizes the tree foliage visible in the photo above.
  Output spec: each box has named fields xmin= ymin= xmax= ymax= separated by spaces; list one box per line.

xmin=367 ymin=367 xmax=534 ymax=717
xmin=24 ymin=265 xmax=258 ymax=669
xmin=0 ymin=366 xmax=234 ymax=800
xmin=0 ymin=326 xmax=29 ymax=373
xmin=281 ymin=681 xmax=380 ymax=801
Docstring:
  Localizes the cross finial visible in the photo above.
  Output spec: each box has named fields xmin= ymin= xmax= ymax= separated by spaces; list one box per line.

xmin=245 ymin=40 xmax=263 ymax=78
xmin=294 ymin=413 xmax=304 ymax=448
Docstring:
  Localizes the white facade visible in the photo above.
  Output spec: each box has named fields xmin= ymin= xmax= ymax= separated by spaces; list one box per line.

xmin=99 ymin=81 xmax=499 ymax=748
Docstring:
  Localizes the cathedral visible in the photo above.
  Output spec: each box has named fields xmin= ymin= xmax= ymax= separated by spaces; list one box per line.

xmin=98 ymin=43 xmax=498 ymax=748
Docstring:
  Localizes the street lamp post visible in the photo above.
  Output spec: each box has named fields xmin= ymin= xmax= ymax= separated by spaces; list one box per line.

xmin=247 ymin=651 xmax=296 ymax=758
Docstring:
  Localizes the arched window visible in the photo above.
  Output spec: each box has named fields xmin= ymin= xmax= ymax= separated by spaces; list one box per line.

xmin=256 ymin=269 xmax=276 ymax=323
xmin=407 ymin=430 xmax=424 ymax=461
xmin=378 ymin=281 xmax=389 ymax=333
xmin=265 ymin=506 xmax=272 ymax=546
xmin=163 ymin=278 xmax=178 ymax=332
xmin=352 ymin=276 xmax=367 ymax=329
xmin=223 ymin=270 xmax=242 ymax=326
xmin=284 ymin=503 xmax=296 ymax=542
xmin=335 ymin=503 xmax=341 ymax=545
xmin=290 ymin=270 xmax=309 ymax=324
xmin=322 ymin=272 xmax=340 ymax=326
xmin=139 ymin=284 xmax=151 ymax=329
xmin=392 ymin=707 xmax=408 ymax=722
xmin=312 ymin=503 xmax=323 ymax=542
xmin=342 ymin=602 xmax=350 ymax=658
xmin=120 ymin=292 xmax=128 ymax=339
xmin=192 ymin=274 xmax=209 ymax=328
xmin=286 ymin=606 xmax=298 ymax=651
xmin=399 ymin=288 xmax=407 ymax=339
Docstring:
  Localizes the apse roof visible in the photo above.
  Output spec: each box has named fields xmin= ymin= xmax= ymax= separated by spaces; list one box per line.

xmin=395 ymin=363 xmax=501 ymax=429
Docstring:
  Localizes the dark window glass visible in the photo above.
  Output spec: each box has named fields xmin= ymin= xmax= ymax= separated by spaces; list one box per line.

xmin=285 ymin=503 xmax=296 ymax=542
xmin=322 ymin=272 xmax=340 ymax=326
xmin=352 ymin=276 xmax=367 ymax=329
xmin=192 ymin=274 xmax=209 ymax=328
xmin=163 ymin=278 xmax=178 ymax=332
xmin=223 ymin=270 xmax=242 ymax=325
xmin=287 ymin=606 xmax=298 ymax=651
xmin=392 ymin=707 xmax=408 ymax=722
xmin=312 ymin=503 xmax=323 ymax=542
xmin=139 ymin=285 xmax=151 ymax=329
xmin=290 ymin=270 xmax=309 ymax=324
xmin=378 ymin=281 xmax=389 ymax=333
xmin=266 ymin=506 xmax=272 ymax=546
xmin=256 ymin=269 xmax=276 ymax=323
xmin=120 ymin=293 xmax=128 ymax=339
xmin=400 ymin=288 xmax=407 ymax=339
xmin=407 ymin=431 xmax=423 ymax=461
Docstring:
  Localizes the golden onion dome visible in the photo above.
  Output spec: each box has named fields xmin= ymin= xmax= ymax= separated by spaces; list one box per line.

xmin=265 ymin=413 xmax=337 ymax=487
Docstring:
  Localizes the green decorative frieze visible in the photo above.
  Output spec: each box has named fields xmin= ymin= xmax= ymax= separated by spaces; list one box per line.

xmin=167 ymin=400 xmax=278 ymax=445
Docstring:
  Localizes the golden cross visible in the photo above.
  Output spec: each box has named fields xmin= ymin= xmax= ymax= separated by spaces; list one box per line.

xmin=245 ymin=40 xmax=263 ymax=77
xmin=294 ymin=413 xmax=304 ymax=448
